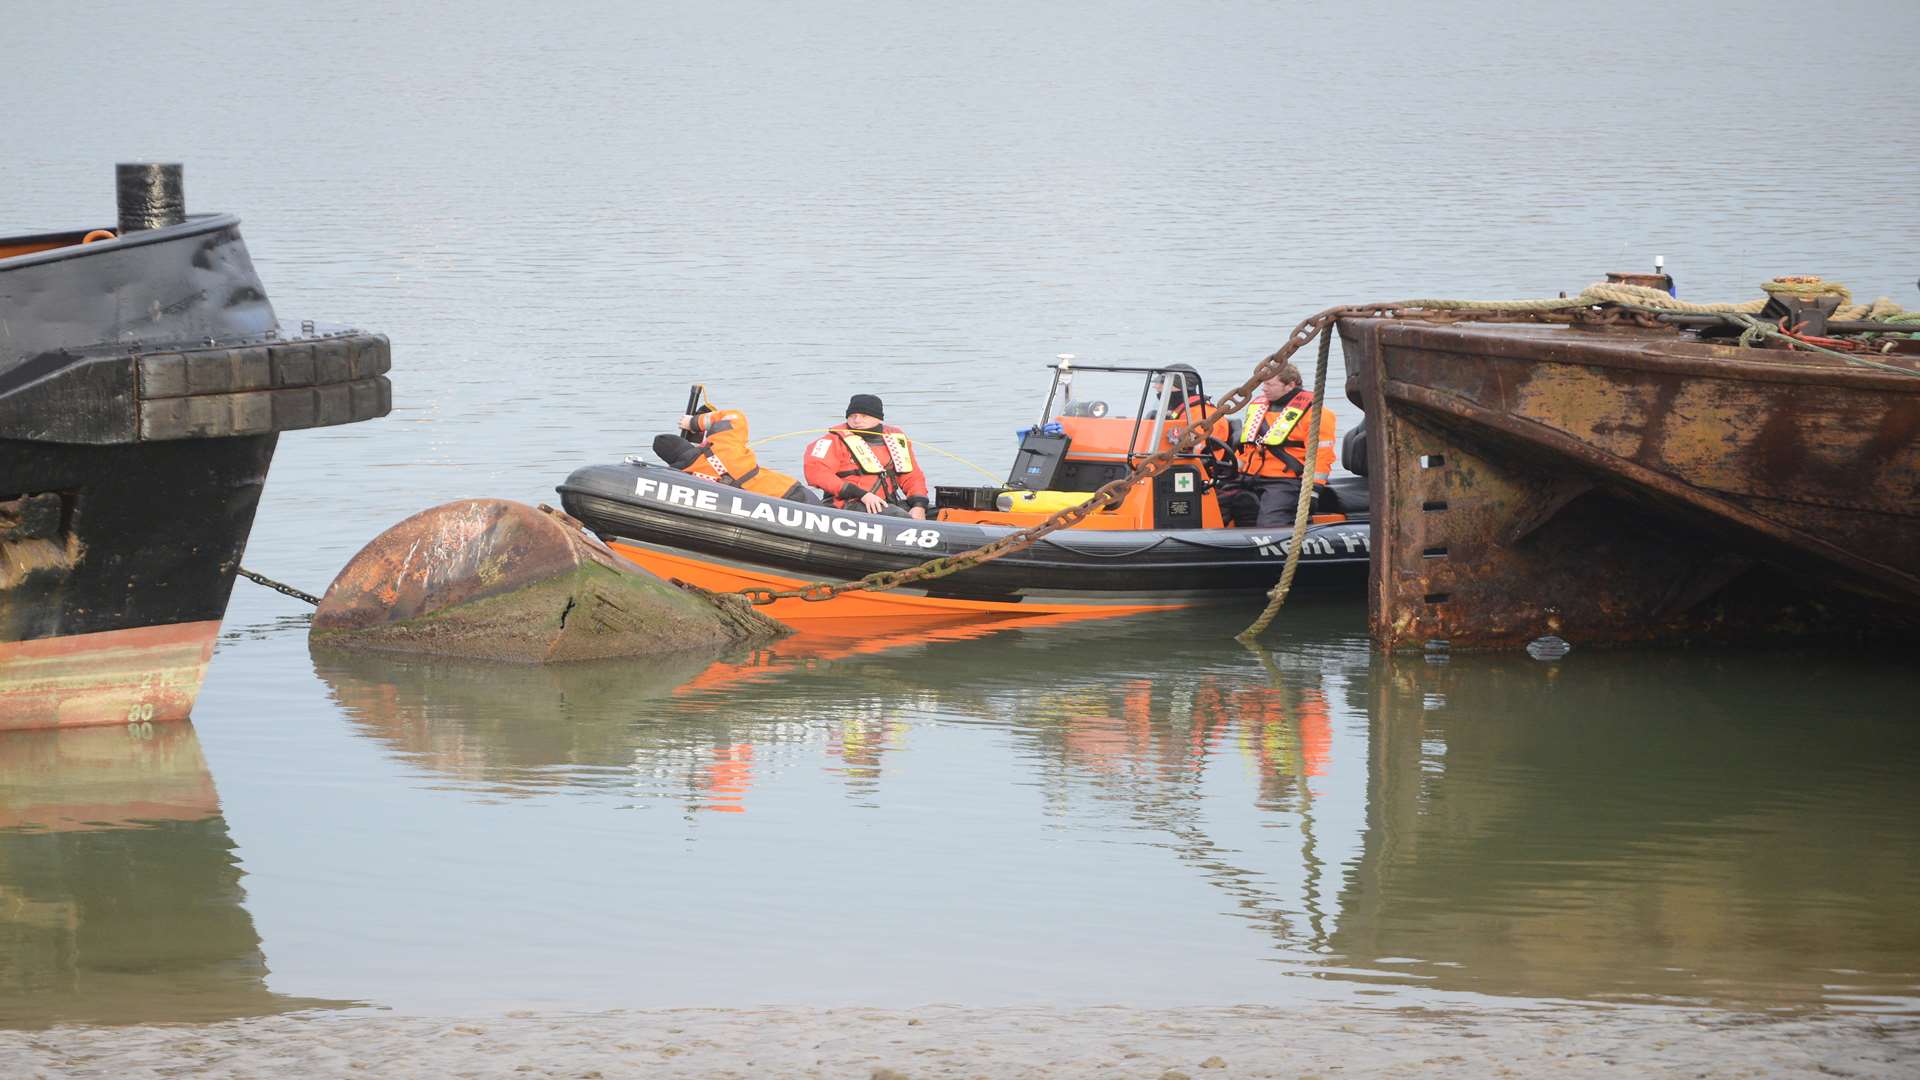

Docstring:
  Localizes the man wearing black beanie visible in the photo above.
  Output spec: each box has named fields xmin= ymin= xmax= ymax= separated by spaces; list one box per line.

xmin=803 ymin=394 xmax=930 ymax=518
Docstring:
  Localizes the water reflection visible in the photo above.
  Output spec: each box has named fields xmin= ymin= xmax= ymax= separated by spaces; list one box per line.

xmin=312 ymin=643 xmax=730 ymax=799
xmin=0 ymin=723 xmax=344 ymax=1028
xmin=1338 ymin=649 xmax=1920 ymax=1012
xmin=302 ymin=611 xmax=1920 ymax=1013
xmin=311 ymin=612 xmax=1109 ymax=810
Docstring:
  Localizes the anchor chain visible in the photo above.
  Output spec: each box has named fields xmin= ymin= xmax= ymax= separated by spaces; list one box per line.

xmin=238 ymin=566 xmax=321 ymax=606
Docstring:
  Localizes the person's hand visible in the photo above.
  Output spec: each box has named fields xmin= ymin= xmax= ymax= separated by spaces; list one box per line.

xmin=677 ymin=414 xmax=694 ymax=430
xmin=909 ymin=505 xmax=927 ymax=520
xmin=858 ymin=491 xmax=888 ymax=514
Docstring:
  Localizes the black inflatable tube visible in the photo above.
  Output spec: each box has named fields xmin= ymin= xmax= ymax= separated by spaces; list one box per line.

xmin=558 ymin=462 xmax=1370 ymax=599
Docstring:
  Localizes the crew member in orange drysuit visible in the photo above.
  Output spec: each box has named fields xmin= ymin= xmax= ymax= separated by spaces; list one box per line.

xmin=653 ymin=404 xmax=816 ymax=502
xmin=1220 ymin=362 xmax=1336 ymax=527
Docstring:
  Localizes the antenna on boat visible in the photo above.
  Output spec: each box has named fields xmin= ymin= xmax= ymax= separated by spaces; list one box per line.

xmin=1052 ymin=354 xmax=1074 ymax=419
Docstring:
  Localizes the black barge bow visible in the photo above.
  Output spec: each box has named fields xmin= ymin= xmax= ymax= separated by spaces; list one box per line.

xmin=1 ymin=164 xmax=391 ymax=730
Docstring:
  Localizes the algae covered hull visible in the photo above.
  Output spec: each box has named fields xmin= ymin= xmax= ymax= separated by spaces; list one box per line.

xmin=310 ymin=499 xmax=785 ymax=662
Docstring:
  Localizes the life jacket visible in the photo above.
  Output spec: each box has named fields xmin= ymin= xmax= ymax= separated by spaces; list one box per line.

xmin=1238 ymin=390 xmax=1314 ymax=479
xmin=835 ymin=429 xmax=914 ymax=476
xmin=1236 ymin=391 xmax=1337 ymax=482
xmin=685 ymin=452 xmax=798 ymax=499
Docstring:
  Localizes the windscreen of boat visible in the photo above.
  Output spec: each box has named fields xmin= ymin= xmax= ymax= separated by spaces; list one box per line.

xmin=1041 ymin=368 xmax=1205 ymax=460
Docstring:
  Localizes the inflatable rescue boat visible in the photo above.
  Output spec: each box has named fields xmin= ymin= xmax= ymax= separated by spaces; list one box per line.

xmin=558 ymin=362 xmax=1370 ymax=621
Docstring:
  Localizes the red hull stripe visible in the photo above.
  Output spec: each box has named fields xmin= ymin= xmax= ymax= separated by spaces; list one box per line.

xmin=0 ymin=621 xmax=221 ymax=731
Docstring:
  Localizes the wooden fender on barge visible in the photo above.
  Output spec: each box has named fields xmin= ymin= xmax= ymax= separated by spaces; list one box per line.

xmin=311 ymin=499 xmax=787 ymax=662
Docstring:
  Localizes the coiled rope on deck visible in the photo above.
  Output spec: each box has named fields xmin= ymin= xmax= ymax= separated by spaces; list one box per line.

xmin=1398 ymin=277 xmax=1920 ymax=325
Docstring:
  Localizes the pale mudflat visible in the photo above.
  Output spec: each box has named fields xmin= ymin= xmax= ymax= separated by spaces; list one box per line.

xmin=4 ymin=1004 xmax=1915 ymax=1079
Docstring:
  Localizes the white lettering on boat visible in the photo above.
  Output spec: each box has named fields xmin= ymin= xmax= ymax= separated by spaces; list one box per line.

xmin=1252 ymin=532 xmax=1350 ymax=558
xmin=632 ymin=476 xmax=715 ymax=512
xmin=632 ymin=474 xmax=890 ymax=543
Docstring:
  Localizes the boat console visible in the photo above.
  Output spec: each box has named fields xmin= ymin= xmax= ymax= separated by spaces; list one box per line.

xmin=935 ymin=360 xmax=1354 ymax=530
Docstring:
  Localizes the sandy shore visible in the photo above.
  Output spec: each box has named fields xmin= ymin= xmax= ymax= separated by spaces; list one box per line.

xmin=4 ymin=1004 xmax=1916 ymax=1079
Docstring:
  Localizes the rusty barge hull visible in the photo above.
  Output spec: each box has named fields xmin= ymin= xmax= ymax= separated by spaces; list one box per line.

xmin=1340 ymin=319 xmax=1920 ymax=651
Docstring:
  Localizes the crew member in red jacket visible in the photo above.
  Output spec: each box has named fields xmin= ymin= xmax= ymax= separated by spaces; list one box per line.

xmin=803 ymin=394 xmax=930 ymax=519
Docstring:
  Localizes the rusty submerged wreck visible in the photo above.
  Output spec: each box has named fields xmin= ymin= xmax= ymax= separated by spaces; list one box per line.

xmin=1338 ymin=277 xmax=1920 ymax=652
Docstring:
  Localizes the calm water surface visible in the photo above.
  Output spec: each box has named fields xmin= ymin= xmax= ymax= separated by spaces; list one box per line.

xmin=4 ymin=0 xmax=1918 ymax=1031
xmin=5 ymin=608 xmax=1917 ymax=1025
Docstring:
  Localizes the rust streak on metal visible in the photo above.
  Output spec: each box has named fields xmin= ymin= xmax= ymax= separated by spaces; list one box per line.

xmin=1343 ymin=315 xmax=1920 ymax=652
xmin=1382 ymin=378 xmax=1920 ymax=603
xmin=1496 ymin=478 xmax=1593 ymax=547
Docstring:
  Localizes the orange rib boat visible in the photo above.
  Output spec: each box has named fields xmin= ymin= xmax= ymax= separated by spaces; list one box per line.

xmin=561 ymin=363 xmax=1372 ymax=625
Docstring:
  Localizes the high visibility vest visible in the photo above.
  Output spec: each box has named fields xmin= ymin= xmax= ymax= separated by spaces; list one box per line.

xmin=1241 ymin=398 xmax=1309 ymax=451
xmin=836 ymin=430 xmax=914 ymax=476
xmin=691 ymin=453 xmax=798 ymax=499
xmin=699 ymin=451 xmax=761 ymax=488
xmin=1241 ymin=395 xmax=1308 ymax=479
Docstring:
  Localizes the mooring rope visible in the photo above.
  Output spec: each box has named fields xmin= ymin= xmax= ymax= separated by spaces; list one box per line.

xmin=1584 ymin=277 xmax=1920 ymax=327
xmin=1236 ymin=328 xmax=1332 ymax=643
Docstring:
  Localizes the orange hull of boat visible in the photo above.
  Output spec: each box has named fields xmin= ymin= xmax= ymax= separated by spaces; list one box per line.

xmin=605 ymin=541 xmax=1184 ymax=625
